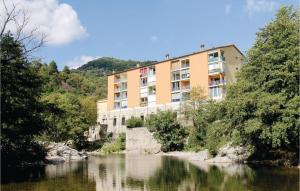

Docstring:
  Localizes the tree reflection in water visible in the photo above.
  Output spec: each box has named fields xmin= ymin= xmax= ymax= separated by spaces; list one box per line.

xmin=1 ymin=155 xmax=299 ymax=191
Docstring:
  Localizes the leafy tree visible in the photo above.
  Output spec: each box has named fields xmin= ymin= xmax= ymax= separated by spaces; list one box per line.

xmin=209 ymin=7 xmax=299 ymax=160
xmin=48 ymin=60 xmax=58 ymax=74
xmin=126 ymin=116 xmax=144 ymax=128
xmin=145 ymin=110 xmax=187 ymax=152
xmin=1 ymin=34 xmax=49 ymax=165
xmin=63 ymin=65 xmax=71 ymax=74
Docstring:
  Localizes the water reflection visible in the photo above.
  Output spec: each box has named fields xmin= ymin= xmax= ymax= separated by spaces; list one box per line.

xmin=1 ymin=154 xmax=299 ymax=191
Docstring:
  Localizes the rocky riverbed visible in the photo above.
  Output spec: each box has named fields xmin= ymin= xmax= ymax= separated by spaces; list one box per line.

xmin=42 ymin=142 xmax=88 ymax=164
xmin=163 ymin=143 xmax=251 ymax=164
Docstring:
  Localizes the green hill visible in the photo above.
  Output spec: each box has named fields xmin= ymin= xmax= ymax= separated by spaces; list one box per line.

xmin=76 ymin=57 xmax=155 ymax=77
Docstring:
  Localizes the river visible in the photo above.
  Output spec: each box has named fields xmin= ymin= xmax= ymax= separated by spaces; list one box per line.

xmin=1 ymin=154 xmax=299 ymax=191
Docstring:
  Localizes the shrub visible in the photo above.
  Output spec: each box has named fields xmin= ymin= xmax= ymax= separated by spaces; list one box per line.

xmin=100 ymin=133 xmax=126 ymax=154
xmin=184 ymin=126 xmax=204 ymax=152
xmin=126 ymin=116 xmax=144 ymax=128
xmin=145 ymin=110 xmax=187 ymax=152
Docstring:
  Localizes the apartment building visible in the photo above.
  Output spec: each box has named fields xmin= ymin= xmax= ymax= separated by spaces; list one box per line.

xmin=96 ymin=44 xmax=244 ymax=135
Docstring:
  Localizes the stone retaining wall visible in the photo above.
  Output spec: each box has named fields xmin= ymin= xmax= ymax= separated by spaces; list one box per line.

xmin=126 ymin=127 xmax=161 ymax=154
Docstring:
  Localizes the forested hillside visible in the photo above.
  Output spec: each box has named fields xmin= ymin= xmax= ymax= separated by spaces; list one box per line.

xmin=36 ymin=58 xmax=154 ymax=148
xmin=77 ymin=57 xmax=155 ymax=77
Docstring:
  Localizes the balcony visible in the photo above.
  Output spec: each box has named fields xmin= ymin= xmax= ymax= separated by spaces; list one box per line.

xmin=209 ymin=79 xmax=225 ymax=87
xmin=208 ymin=57 xmax=219 ymax=63
xmin=114 ymin=88 xmax=121 ymax=93
xmin=208 ymin=62 xmax=224 ymax=75
xmin=114 ymin=96 xmax=121 ymax=101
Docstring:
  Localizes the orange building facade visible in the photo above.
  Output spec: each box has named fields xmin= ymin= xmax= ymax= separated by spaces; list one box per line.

xmin=93 ymin=44 xmax=244 ymax=135
xmin=107 ymin=44 xmax=243 ymax=111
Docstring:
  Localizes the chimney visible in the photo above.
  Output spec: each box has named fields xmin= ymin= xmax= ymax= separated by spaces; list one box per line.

xmin=165 ymin=54 xmax=170 ymax=59
xmin=200 ymin=44 xmax=205 ymax=50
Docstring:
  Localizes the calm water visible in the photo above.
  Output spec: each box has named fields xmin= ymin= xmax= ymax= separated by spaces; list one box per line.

xmin=1 ymin=154 xmax=299 ymax=191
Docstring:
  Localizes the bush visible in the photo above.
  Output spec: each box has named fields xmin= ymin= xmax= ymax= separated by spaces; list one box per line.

xmin=126 ymin=116 xmax=144 ymax=128
xmin=100 ymin=133 xmax=126 ymax=154
xmin=145 ymin=110 xmax=187 ymax=152
xmin=184 ymin=126 xmax=204 ymax=152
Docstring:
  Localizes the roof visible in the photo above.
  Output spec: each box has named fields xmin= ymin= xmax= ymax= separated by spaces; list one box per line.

xmin=107 ymin=44 xmax=244 ymax=76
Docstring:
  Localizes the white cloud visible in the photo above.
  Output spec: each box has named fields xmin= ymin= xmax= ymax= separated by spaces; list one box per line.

xmin=225 ymin=4 xmax=231 ymax=15
xmin=66 ymin=55 xmax=100 ymax=69
xmin=246 ymin=0 xmax=278 ymax=15
xmin=0 ymin=0 xmax=87 ymax=45
xmin=150 ymin=35 xmax=158 ymax=42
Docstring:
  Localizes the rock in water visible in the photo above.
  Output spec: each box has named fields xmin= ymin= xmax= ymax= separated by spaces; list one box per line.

xmin=42 ymin=142 xmax=88 ymax=164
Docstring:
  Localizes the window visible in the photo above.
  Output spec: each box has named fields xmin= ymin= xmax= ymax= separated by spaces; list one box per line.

xmin=121 ymin=82 xmax=127 ymax=90
xmin=171 ymin=82 xmax=180 ymax=91
xmin=182 ymin=92 xmax=190 ymax=101
xmin=113 ymin=118 xmax=117 ymax=126
xmin=208 ymin=52 xmax=219 ymax=62
xmin=171 ymin=61 xmax=180 ymax=71
xmin=171 ymin=92 xmax=181 ymax=102
xmin=121 ymin=117 xmax=126 ymax=125
xmin=148 ymin=67 xmax=156 ymax=76
xmin=114 ymin=102 xmax=120 ymax=109
xmin=148 ymin=85 xmax=156 ymax=95
xmin=121 ymin=92 xmax=127 ymax=99
xmin=171 ymin=71 xmax=180 ymax=81
xmin=140 ymin=97 xmax=148 ymax=106
xmin=140 ymin=77 xmax=147 ymax=87
xmin=121 ymin=100 xmax=127 ymax=108
xmin=140 ymin=67 xmax=148 ymax=77
xmin=210 ymin=86 xmax=220 ymax=97
xmin=181 ymin=69 xmax=190 ymax=79
xmin=181 ymin=59 xmax=190 ymax=68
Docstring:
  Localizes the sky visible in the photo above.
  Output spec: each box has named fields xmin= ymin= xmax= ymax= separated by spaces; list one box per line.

xmin=1 ymin=0 xmax=298 ymax=70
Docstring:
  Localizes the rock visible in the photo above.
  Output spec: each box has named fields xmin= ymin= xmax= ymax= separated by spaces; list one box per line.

xmin=42 ymin=142 xmax=88 ymax=164
xmin=207 ymin=143 xmax=250 ymax=163
xmin=45 ymin=156 xmax=65 ymax=164
xmin=197 ymin=149 xmax=210 ymax=161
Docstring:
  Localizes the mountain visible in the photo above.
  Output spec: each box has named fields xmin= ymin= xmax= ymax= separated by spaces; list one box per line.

xmin=76 ymin=57 xmax=155 ymax=77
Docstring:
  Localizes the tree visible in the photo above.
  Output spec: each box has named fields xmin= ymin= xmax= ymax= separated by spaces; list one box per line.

xmin=214 ymin=6 xmax=299 ymax=161
xmin=48 ymin=60 xmax=58 ymax=74
xmin=63 ymin=65 xmax=71 ymax=74
xmin=145 ymin=110 xmax=187 ymax=152
xmin=1 ymin=34 xmax=49 ymax=165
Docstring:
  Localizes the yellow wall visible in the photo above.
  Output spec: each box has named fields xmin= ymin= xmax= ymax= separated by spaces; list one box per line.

xmin=107 ymin=75 xmax=114 ymax=111
xmin=156 ymin=61 xmax=171 ymax=104
xmin=189 ymin=52 xmax=209 ymax=95
xmin=222 ymin=46 xmax=243 ymax=84
xmin=127 ymin=69 xmax=140 ymax=108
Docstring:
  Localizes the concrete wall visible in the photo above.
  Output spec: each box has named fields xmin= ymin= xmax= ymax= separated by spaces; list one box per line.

xmin=126 ymin=127 xmax=161 ymax=154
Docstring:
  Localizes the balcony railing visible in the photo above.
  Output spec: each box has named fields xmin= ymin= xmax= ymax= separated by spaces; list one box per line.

xmin=208 ymin=57 xmax=219 ymax=62
xmin=209 ymin=80 xmax=225 ymax=86
xmin=114 ymin=96 xmax=121 ymax=101
xmin=114 ymin=88 xmax=121 ymax=92
xmin=172 ymin=87 xmax=180 ymax=92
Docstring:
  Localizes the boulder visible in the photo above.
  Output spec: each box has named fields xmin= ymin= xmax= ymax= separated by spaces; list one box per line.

xmin=42 ymin=142 xmax=88 ymax=163
xmin=207 ymin=143 xmax=250 ymax=163
xmin=45 ymin=156 xmax=65 ymax=164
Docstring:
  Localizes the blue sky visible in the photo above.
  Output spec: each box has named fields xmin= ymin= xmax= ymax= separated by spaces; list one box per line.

xmin=12 ymin=0 xmax=298 ymax=70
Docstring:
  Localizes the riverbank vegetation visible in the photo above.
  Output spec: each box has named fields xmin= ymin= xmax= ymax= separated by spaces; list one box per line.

xmin=99 ymin=133 xmax=126 ymax=154
xmin=184 ymin=6 xmax=299 ymax=165
xmin=143 ymin=7 xmax=299 ymax=166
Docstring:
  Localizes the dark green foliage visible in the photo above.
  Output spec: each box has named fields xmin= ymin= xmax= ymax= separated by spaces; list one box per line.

xmin=145 ymin=110 xmax=187 ymax=152
xmin=100 ymin=133 xmax=126 ymax=154
xmin=0 ymin=34 xmax=49 ymax=165
xmin=48 ymin=60 xmax=58 ymax=75
xmin=126 ymin=116 xmax=144 ymax=128
xmin=77 ymin=57 xmax=155 ymax=76
xmin=205 ymin=7 xmax=299 ymax=160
